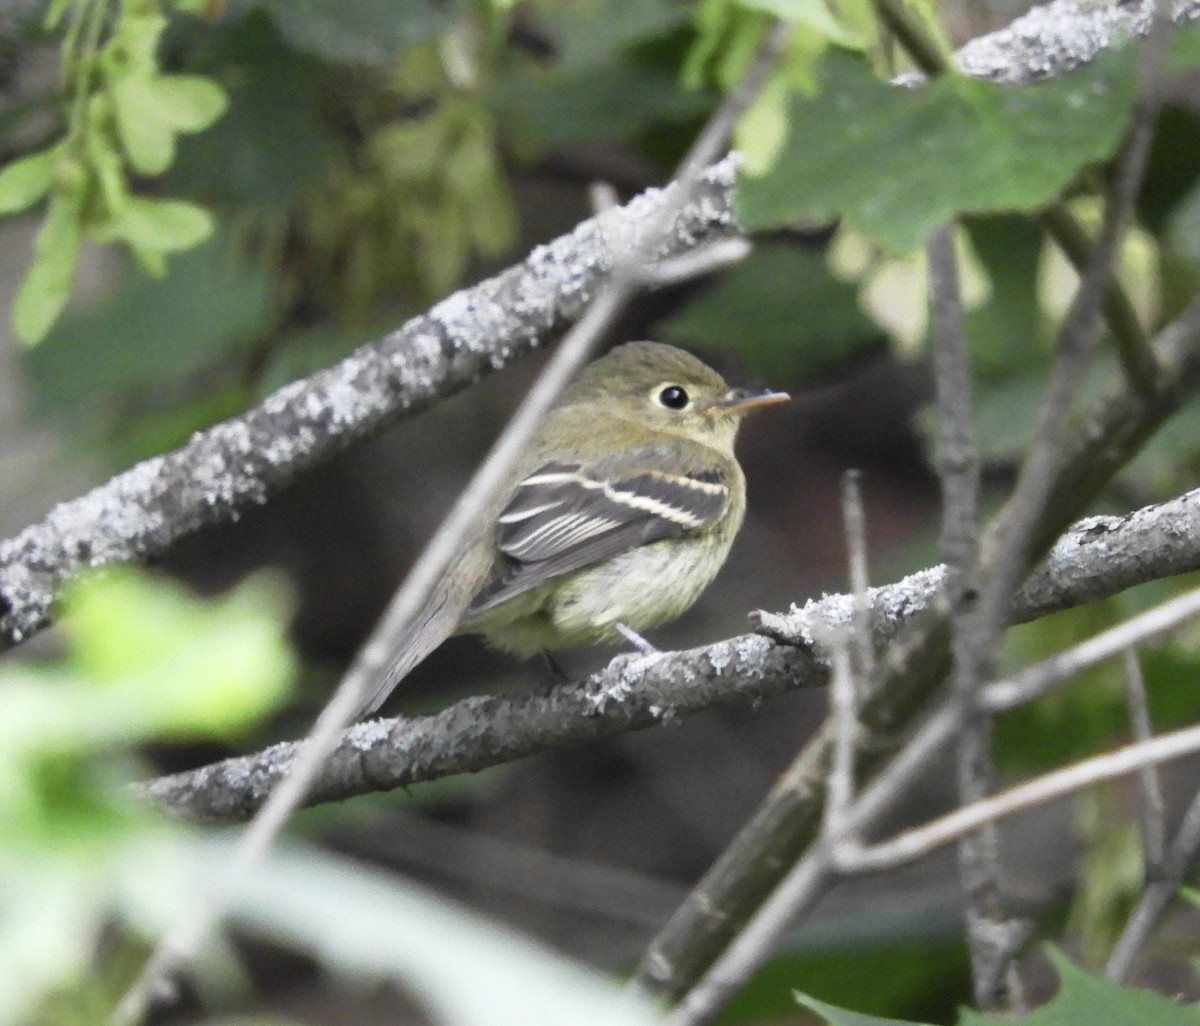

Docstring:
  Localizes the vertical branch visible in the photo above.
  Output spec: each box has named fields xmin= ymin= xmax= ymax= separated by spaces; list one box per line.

xmin=842 ymin=470 xmax=876 ymax=684
xmin=825 ymin=471 xmax=873 ymax=835
xmin=927 ymin=223 xmax=1022 ymax=1007
xmin=1123 ymin=649 xmax=1167 ymax=875
xmin=1107 ymin=786 xmax=1200 ymax=981
xmin=113 ymin=17 xmax=796 ymax=1026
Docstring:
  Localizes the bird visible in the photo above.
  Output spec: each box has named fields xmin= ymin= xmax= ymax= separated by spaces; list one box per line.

xmin=356 ymin=340 xmax=788 ymax=718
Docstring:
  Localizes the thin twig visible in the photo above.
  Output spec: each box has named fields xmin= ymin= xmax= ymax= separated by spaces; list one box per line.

xmin=823 ymin=628 xmax=857 ymax=838
xmin=1106 ymin=784 xmax=1200 ymax=981
xmin=926 ymin=221 xmax=1019 ymax=1007
xmin=138 ymin=492 xmax=1200 ymax=823
xmin=637 ymin=292 xmax=1200 ymax=1003
xmin=665 ymin=578 xmax=1200 ymax=1026
xmin=842 ymin=470 xmax=875 ymax=682
xmin=1039 ymin=205 xmax=1157 ymax=394
xmin=1122 ymin=649 xmax=1167 ymax=874
xmin=637 ymin=238 xmax=753 ymax=290
xmin=824 ymin=470 xmax=872 ymax=834
xmin=982 ymin=585 xmax=1200 ymax=713
xmin=113 ymin=16 xmax=795 ymax=1025
xmin=842 ymin=723 xmax=1200 ymax=873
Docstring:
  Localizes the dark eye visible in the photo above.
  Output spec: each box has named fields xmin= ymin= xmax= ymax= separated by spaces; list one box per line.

xmin=658 ymin=385 xmax=690 ymax=410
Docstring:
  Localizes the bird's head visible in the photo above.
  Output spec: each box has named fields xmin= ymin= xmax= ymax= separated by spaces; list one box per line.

xmin=563 ymin=341 xmax=789 ymax=450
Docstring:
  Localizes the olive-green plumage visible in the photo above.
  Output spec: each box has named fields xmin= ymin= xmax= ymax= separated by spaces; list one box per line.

xmin=357 ymin=341 xmax=787 ymax=718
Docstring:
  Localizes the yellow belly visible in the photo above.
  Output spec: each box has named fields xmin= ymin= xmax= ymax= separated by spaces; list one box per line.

xmin=460 ymin=531 xmax=735 ymax=657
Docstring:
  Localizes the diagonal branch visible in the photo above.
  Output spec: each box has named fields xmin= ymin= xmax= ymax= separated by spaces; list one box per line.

xmin=635 ymin=290 xmax=1200 ymax=1001
xmin=0 ymin=158 xmax=741 ymax=651
xmin=5 ymin=2 xmax=1199 ymax=656
xmin=140 ymin=483 xmax=1200 ymax=823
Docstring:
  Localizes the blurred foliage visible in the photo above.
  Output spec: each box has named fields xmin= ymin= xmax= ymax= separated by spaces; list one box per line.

xmin=0 ymin=0 xmax=227 ymax=344
xmin=0 ymin=567 xmax=661 ymax=1026
xmin=737 ymin=47 xmax=1138 ymax=252
xmin=0 ymin=566 xmax=294 ymax=1026
xmin=799 ymin=949 xmax=1200 ymax=1025
xmin=660 ymin=241 xmax=884 ymax=379
xmin=718 ymin=941 xmax=971 ymax=1025
xmin=5 ymin=1 xmax=1200 ymax=1023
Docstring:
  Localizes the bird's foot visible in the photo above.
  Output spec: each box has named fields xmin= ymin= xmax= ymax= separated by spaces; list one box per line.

xmin=615 ymin=622 xmax=659 ymax=655
xmin=539 ymin=649 xmax=570 ymax=682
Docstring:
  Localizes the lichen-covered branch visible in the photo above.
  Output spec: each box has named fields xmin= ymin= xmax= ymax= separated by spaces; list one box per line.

xmin=949 ymin=0 xmax=1200 ymax=85
xmin=0 ymin=158 xmax=740 ymax=650
xmin=7 ymin=0 xmax=1198 ymax=651
xmin=140 ymin=485 xmax=1200 ymax=823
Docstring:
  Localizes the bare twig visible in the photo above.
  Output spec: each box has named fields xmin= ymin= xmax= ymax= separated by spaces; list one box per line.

xmin=823 ymin=471 xmax=872 ymax=836
xmin=1122 ymin=649 xmax=1167 ymax=875
xmin=113 ymin=17 xmax=795 ymax=1025
xmin=666 ymin=576 xmax=1200 ymax=1026
xmin=843 ymin=724 xmax=1200 ymax=873
xmin=822 ymin=628 xmax=857 ymax=838
xmin=638 ymin=295 xmax=1200 ymax=1007
xmin=982 ymin=586 xmax=1200 ymax=713
xmin=925 ymin=222 xmax=1021 ymax=1006
xmin=0 ymin=157 xmax=742 ymax=652
xmin=1106 ymin=785 xmax=1200 ymax=981
xmin=1039 ymin=206 xmax=1156 ymax=394
xmin=842 ymin=470 xmax=875 ymax=683
xmin=949 ymin=0 xmax=1198 ymax=86
xmin=140 ymin=496 xmax=1200 ymax=824
xmin=637 ymin=238 xmax=753 ymax=290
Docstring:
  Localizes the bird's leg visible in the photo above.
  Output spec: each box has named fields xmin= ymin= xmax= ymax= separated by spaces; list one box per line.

xmin=540 ymin=649 xmax=569 ymax=682
xmin=615 ymin=622 xmax=659 ymax=655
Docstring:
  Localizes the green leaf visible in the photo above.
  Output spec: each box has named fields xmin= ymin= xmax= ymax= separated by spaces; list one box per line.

xmin=738 ymin=49 xmax=1138 ymax=252
xmin=498 ymin=64 xmax=708 ymax=150
xmin=260 ymin=0 xmax=459 ymax=66
xmin=962 ymin=214 xmax=1047 ymax=379
xmin=165 ymin=15 xmax=342 ymax=210
xmin=111 ymin=77 xmax=181 ymax=174
xmin=740 ymin=0 xmax=864 ymax=46
xmin=145 ymin=74 xmax=229 ymax=132
xmin=797 ymin=994 xmax=934 ymax=1026
xmin=91 ymin=196 xmax=214 ymax=252
xmin=12 ymin=190 xmax=83 ymax=345
xmin=23 ymin=227 xmax=276 ymax=411
xmin=225 ymin=844 xmax=664 ymax=1026
xmin=957 ymin=950 xmax=1200 ymax=1026
xmin=0 ymin=147 xmax=58 ymax=215
xmin=60 ymin=568 xmax=295 ymax=738
xmin=111 ymin=74 xmax=228 ymax=175
xmin=658 ymin=242 xmax=882 ymax=379
xmin=735 ymin=74 xmax=789 ymax=174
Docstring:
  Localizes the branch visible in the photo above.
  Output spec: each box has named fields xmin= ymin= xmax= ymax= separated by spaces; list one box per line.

xmin=0 ymin=158 xmax=741 ymax=651
xmin=662 ymin=580 xmax=1200 ymax=1026
xmin=139 ymin=485 xmax=1200 ymax=823
xmin=112 ymin=25 xmax=793 ymax=1023
xmin=8 ymin=0 xmax=1200 ymax=653
xmin=636 ymin=290 xmax=1200 ymax=1002
xmin=947 ymin=0 xmax=1200 ymax=86
xmin=841 ymin=721 xmax=1200 ymax=874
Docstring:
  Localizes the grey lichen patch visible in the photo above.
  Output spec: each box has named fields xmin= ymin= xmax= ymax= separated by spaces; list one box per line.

xmin=732 ymin=634 xmax=770 ymax=676
xmin=872 ymin=566 xmax=945 ymax=624
xmin=706 ymin=639 xmax=735 ymax=674
xmin=346 ymin=719 xmax=392 ymax=752
xmin=953 ymin=0 xmax=1200 ymax=85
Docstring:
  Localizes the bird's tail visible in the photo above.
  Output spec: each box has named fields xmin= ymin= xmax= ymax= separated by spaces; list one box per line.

xmin=352 ymin=594 xmax=464 ymax=720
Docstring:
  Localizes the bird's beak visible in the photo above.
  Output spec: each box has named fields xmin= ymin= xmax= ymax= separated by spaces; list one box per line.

xmin=704 ymin=387 xmax=790 ymax=418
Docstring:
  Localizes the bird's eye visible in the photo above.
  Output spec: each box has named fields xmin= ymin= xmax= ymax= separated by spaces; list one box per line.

xmin=658 ymin=385 xmax=690 ymax=410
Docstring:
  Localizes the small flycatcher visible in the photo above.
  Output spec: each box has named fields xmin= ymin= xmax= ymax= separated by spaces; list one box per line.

xmin=357 ymin=340 xmax=788 ymax=717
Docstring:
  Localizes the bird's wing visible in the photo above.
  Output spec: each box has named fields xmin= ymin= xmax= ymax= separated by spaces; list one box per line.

xmin=465 ymin=453 xmax=731 ymax=617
